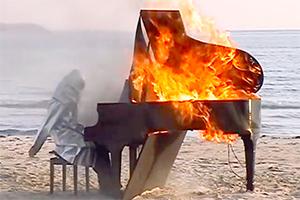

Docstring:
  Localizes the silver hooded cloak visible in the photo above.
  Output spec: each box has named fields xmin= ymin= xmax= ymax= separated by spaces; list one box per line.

xmin=31 ymin=70 xmax=96 ymax=166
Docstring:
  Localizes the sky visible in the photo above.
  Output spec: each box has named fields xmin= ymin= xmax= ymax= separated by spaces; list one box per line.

xmin=0 ymin=0 xmax=299 ymax=31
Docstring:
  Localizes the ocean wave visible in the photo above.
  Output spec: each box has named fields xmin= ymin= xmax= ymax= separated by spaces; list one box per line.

xmin=262 ymin=104 xmax=300 ymax=110
xmin=0 ymin=100 xmax=49 ymax=109
xmin=0 ymin=129 xmax=38 ymax=135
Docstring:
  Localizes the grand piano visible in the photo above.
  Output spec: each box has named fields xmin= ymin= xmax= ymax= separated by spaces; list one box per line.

xmin=85 ymin=10 xmax=263 ymax=200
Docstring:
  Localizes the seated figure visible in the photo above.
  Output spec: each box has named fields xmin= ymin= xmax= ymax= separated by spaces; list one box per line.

xmin=28 ymin=69 xmax=112 ymax=192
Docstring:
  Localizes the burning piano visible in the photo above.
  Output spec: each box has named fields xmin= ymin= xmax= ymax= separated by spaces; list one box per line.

xmin=85 ymin=10 xmax=264 ymax=199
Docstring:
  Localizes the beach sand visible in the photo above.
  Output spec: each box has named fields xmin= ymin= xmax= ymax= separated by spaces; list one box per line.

xmin=0 ymin=134 xmax=299 ymax=200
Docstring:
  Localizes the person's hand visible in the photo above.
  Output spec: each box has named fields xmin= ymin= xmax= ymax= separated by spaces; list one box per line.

xmin=28 ymin=146 xmax=37 ymax=157
xmin=76 ymin=124 xmax=85 ymax=133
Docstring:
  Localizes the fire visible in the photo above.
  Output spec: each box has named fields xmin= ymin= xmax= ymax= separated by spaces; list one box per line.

xmin=179 ymin=0 xmax=235 ymax=47
xmin=130 ymin=0 xmax=261 ymax=143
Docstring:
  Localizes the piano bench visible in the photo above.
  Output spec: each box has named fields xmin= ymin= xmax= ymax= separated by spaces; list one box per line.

xmin=49 ymin=152 xmax=90 ymax=195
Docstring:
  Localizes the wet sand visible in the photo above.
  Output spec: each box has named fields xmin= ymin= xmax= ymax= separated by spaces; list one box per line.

xmin=0 ymin=135 xmax=299 ymax=199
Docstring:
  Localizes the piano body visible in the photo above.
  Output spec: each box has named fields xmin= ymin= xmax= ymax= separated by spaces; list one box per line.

xmin=84 ymin=10 xmax=263 ymax=200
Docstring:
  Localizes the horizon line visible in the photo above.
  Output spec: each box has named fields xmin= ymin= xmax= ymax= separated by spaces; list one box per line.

xmin=1 ymin=22 xmax=299 ymax=32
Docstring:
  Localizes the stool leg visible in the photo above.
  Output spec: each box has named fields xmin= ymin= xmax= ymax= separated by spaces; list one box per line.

xmin=73 ymin=165 xmax=78 ymax=195
xmin=85 ymin=167 xmax=90 ymax=192
xmin=62 ymin=164 xmax=66 ymax=191
xmin=50 ymin=160 xmax=54 ymax=194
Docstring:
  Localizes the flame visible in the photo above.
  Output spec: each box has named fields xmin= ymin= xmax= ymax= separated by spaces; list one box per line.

xmin=130 ymin=0 xmax=261 ymax=143
xmin=179 ymin=0 xmax=235 ymax=47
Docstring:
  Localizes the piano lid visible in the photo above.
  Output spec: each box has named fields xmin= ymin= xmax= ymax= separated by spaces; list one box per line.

xmin=129 ymin=10 xmax=264 ymax=102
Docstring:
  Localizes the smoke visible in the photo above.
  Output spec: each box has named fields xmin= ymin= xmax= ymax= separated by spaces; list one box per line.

xmin=77 ymin=41 xmax=134 ymax=126
xmin=0 ymin=1 xmax=145 ymax=127
xmin=77 ymin=1 xmax=181 ymax=126
xmin=140 ymin=0 xmax=179 ymax=9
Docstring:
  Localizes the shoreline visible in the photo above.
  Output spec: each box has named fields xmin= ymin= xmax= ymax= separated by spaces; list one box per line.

xmin=0 ymin=129 xmax=300 ymax=139
xmin=0 ymin=135 xmax=299 ymax=199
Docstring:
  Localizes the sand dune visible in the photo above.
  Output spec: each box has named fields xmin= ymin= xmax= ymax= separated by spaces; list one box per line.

xmin=0 ymin=135 xmax=299 ymax=199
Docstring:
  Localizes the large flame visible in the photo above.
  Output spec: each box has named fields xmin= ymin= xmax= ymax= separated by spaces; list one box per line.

xmin=130 ymin=0 xmax=260 ymax=143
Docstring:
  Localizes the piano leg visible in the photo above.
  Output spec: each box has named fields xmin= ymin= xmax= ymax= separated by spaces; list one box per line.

xmin=241 ymin=132 xmax=258 ymax=191
xmin=93 ymin=145 xmax=111 ymax=192
xmin=110 ymin=148 xmax=123 ymax=196
xmin=129 ymin=145 xmax=138 ymax=177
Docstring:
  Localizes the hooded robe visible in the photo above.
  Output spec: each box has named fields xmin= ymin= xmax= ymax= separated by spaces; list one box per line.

xmin=31 ymin=70 xmax=96 ymax=166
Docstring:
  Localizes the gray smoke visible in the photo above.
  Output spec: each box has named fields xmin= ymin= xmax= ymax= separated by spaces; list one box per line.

xmin=0 ymin=1 xmax=144 ymax=127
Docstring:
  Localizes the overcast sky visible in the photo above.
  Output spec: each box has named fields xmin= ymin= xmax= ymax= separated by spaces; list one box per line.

xmin=0 ymin=0 xmax=299 ymax=31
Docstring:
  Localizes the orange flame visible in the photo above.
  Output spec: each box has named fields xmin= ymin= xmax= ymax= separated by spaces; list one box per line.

xmin=130 ymin=0 xmax=260 ymax=143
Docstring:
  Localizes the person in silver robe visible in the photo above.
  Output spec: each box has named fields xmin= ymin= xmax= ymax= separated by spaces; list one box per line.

xmin=28 ymin=69 xmax=111 ymax=190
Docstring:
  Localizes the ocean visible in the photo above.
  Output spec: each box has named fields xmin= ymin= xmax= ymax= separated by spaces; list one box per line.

xmin=0 ymin=29 xmax=299 ymax=137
